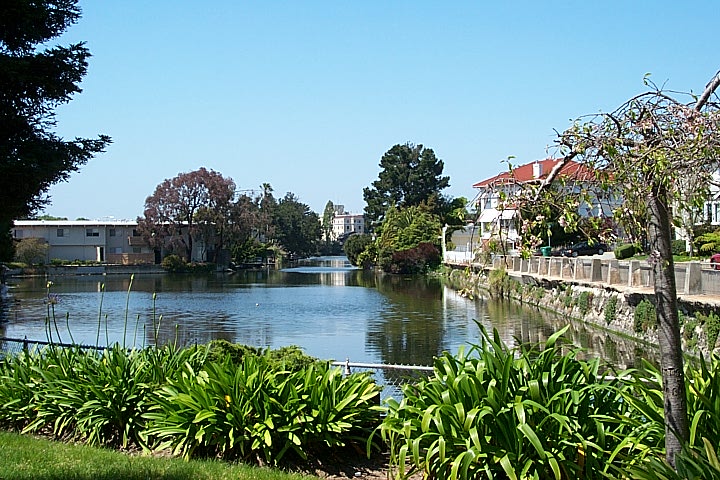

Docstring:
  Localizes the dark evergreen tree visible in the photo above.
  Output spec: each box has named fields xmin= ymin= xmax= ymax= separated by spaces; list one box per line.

xmin=0 ymin=0 xmax=111 ymax=260
xmin=272 ymin=193 xmax=321 ymax=258
xmin=363 ymin=143 xmax=450 ymax=232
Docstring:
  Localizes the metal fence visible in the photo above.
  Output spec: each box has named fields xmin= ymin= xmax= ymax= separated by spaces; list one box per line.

xmin=331 ymin=359 xmax=435 ymax=401
xmin=0 ymin=337 xmax=434 ymax=402
xmin=0 ymin=336 xmax=105 ymax=357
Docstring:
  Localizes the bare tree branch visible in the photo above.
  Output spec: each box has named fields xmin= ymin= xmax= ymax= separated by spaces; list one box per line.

xmin=695 ymin=70 xmax=720 ymax=111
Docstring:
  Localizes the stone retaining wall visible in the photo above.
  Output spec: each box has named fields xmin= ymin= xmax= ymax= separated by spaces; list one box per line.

xmin=444 ymin=267 xmax=720 ymax=359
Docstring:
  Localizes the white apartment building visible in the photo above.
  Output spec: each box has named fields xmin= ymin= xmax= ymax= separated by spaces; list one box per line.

xmin=326 ymin=205 xmax=365 ymax=240
xmin=12 ymin=220 xmax=156 ymax=264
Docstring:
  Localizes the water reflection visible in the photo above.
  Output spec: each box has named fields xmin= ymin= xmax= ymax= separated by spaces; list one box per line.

xmin=0 ymin=257 xmax=655 ymax=368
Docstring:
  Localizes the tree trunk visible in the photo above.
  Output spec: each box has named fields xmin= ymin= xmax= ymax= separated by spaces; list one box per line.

xmin=647 ymin=182 xmax=689 ymax=467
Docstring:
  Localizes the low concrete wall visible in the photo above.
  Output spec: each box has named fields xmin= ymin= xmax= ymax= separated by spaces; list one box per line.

xmin=485 ymin=255 xmax=717 ymax=298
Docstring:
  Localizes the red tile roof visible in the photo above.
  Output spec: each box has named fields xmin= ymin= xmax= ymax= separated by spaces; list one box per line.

xmin=472 ymin=158 xmax=595 ymax=188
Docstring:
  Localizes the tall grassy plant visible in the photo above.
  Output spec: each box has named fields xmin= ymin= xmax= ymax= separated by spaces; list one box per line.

xmin=18 ymin=345 xmax=159 ymax=449
xmin=145 ymin=354 xmax=382 ymax=465
xmin=0 ymin=349 xmax=46 ymax=430
xmin=628 ymin=355 xmax=720 ymax=479
xmin=379 ymin=325 xmax=652 ymax=480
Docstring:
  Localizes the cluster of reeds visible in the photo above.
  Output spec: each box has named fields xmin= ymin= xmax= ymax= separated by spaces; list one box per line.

xmin=378 ymin=324 xmax=720 ymax=480
xmin=0 ymin=342 xmax=382 ymax=466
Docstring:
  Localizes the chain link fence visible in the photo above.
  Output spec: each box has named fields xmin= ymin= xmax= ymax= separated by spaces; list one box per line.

xmin=331 ymin=360 xmax=434 ymax=402
xmin=0 ymin=337 xmax=105 ymax=357
xmin=0 ymin=337 xmax=435 ymax=402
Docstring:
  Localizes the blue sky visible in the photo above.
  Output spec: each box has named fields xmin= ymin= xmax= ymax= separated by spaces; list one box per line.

xmin=44 ymin=0 xmax=719 ymax=220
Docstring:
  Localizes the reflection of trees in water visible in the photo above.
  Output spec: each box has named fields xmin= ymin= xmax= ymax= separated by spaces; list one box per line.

xmin=0 ymin=296 xmax=9 ymax=331
xmin=503 ymin=305 xmax=657 ymax=370
xmin=366 ymin=274 xmax=449 ymax=367
xmin=366 ymin=274 xmax=657 ymax=373
xmin=148 ymin=312 xmax=238 ymax=347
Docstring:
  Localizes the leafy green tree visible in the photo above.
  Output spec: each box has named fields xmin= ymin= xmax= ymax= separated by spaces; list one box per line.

xmin=363 ymin=143 xmax=449 ymax=231
xmin=0 ymin=0 xmax=111 ymax=261
xmin=14 ymin=237 xmax=49 ymax=265
xmin=439 ymin=196 xmax=470 ymax=245
xmin=375 ymin=205 xmax=442 ymax=272
xmin=227 ymin=192 xmax=262 ymax=263
xmin=258 ymin=183 xmax=277 ymax=242
xmin=695 ymin=230 xmax=720 ymax=255
xmin=344 ymin=233 xmax=373 ymax=267
xmin=321 ymin=200 xmax=335 ymax=250
xmin=271 ymin=193 xmax=321 ymax=258
xmin=523 ymin=72 xmax=720 ymax=467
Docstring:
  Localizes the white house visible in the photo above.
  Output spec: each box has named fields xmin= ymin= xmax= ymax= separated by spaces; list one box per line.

xmin=703 ymin=170 xmax=720 ymax=225
xmin=446 ymin=158 xmax=620 ymax=262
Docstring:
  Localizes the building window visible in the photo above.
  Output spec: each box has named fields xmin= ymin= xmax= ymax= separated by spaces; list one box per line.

xmin=57 ymin=229 xmax=64 ymax=237
xmin=132 ymin=229 xmax=141 ymax=237
xmin=109 ymin=228 xmax=116 ymax=237
xmin=86 ymin=228 xmax=99 ymax=237
xmin=132 ymin=247 xmax=142 ymax=254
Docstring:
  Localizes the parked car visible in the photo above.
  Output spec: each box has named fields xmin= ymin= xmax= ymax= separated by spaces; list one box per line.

xmin=710 ymin=253 xmax=720 ymax=270
xmin=561 ymin=240 xmax=609 ymax=257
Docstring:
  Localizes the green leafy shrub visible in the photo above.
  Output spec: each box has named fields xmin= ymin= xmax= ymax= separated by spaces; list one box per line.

xmin=0 ymin=341 xmax=377 ymax=466
xmin=488 ymin=267 xmax=510 ymax=297
xmin=386 ymin=242 xmax=440 ymax=274
xmin=205 ymin=341 xmax=321 ymax=371
xmin=188 ymin=262 xmax=216 ymax=273
xmin=144 ymin=355 xmax=382 ymax=464
xmin=707 ymin=313 xmax=720 ymax=351
xmin=615 ymin=243 xmax=637 ymax=260
xmin=531 ymin=285 xmax=545 ymax=303
xmin=0 ymin=351 xmax=41 ymax=431
xmin=8 ymin=345 xmax=158 ymax=449
xmin=634 ymin=299 xmax=657 ymax=333
xmin=378 ymin=325 xmax=648 ymax=480
xmin=696 ymin=312 xmax=720 ymax=350
xmin=561 ymin=286 xmax=574 ymax=308
xmin=14 ymin=238 xmax=48 ymax=265
xmin=671 ymin=239 xmax=688 ymax=256
xmin=577 ymin=291 xmax=593 ymax=316
xmin=696 ymin=230 xmax=720 ymax=255
xmin=683 ymin=317 xmax=699 ymax=342
xmin=605 ymin=295 xmax=619 ymax=325
xmin=161 ymin=254 xmax=188 ymax=272
xmin=343 ymin=234 xmax=373 ymax=267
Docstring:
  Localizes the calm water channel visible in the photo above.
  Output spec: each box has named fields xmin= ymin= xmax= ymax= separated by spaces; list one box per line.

xmin=1 ymin=257 xmax=652 ymax=368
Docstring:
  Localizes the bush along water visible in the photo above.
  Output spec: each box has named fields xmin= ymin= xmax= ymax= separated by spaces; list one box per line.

xmin=0 ymin=342 xmax=382 ymax=466
xmin=144 ymin=353 xmax=382 ymax=464
xmin=377 ymin=324 xmax=664 ymax=480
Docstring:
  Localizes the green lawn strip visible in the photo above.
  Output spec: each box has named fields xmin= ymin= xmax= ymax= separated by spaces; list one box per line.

xmin=0 ymin=431 xmax=318 ymax=480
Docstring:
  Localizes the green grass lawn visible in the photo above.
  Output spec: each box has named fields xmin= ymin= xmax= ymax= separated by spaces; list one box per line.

xmin=0 ymin=431 xmax=318 ymax=480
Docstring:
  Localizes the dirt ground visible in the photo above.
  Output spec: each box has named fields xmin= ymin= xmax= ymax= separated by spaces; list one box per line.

xmin=286 ymin=449 xmax=425 ymax=479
